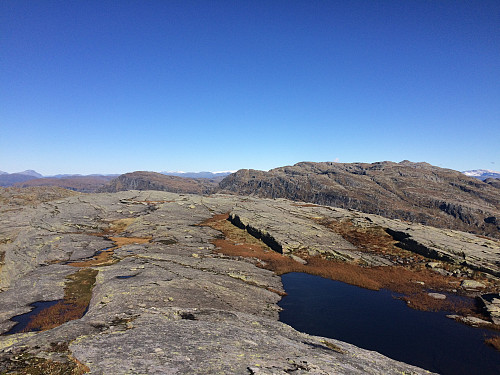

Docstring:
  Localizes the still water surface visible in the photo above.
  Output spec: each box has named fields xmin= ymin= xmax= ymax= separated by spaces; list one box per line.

xmin=278 ymin=272 xmax=500 ymax=375
xmin=6 ymin=300 xmax=61 ymax=334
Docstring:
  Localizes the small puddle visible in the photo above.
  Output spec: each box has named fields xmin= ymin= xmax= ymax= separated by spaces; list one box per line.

xmin=279 ymin=272 xmax=500 ymax=375
xmin=3 ymin=234 xmax=150 ymax=336
xmin=3 ymin=268 xmax=98 ymax=335
xmin=5 ymin=300 xmax=61 ymax=334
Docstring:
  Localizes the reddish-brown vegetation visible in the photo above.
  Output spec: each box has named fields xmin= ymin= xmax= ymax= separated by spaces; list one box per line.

xmin=22 ymin=268 xmax=97 ymax=332
xmin=69 ymin=217 xmax=150 ymax=267
xmin=69 ymin=237 xmax=150 ymax=267
xmin=485 ymin=336 xmax=500 ymax=351
xmin=69 ymin=248 xmax=116 ymax=267
xmin=201 ymin=214 xmax=478 ymax=314
xmin=317 ymin=218 xmax=424 ymax=260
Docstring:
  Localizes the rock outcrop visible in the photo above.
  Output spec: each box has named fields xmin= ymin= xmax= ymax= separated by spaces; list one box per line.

xmin=0 ymin=190 xmax=448 ymax=374
xmin=486 ymin=178 xmax=500 ymax=190
xmin=224 ymin=198 xmax=500 ymax=277
xmin=2 ymin=189 xmax=500 ymax=373
xmin=219 ymin=161 xmax=500 ymax=238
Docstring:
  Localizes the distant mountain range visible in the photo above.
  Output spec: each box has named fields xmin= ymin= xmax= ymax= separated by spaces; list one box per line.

xmin=98 ymin=171 xmax=216 ymax=194
xmin=0 ymin=170 xmax=117 ymax=189
xmin=462 ymin=169 xmax=500 ymax=180
xmin=14 ymin=176 xmax=116 ymax=193
xmin=0 ymin=169 xmax=42 ymax=177
xmin=0 ymin=170 xmax=232 ymax=188
xmin=2 ymin=163 xmax=500 ymax=239
xmin=0 ymin=170 xmax=44 ymax=187
xmin=18 ymin=170 xmax=43 ymax=178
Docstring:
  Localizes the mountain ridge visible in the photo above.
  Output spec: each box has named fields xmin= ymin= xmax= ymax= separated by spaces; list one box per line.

xmin=0 ymin=173 xmax=40 ymax=187
xmin=15 ymin=175 xmax=116 ymax=193
xmin=218 ymin=160 xmax=500 ymax=238
xmin=463 ymin=169 xmax=500 ymax=180
xmin=98 ymin=171 xmax=217 ymax=194
xmin=3 ymin=162 xmax=500 ymax=238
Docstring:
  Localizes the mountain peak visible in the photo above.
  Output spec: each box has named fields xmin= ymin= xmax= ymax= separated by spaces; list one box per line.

xmin=17 ymin=170 xmax=43 ymax=178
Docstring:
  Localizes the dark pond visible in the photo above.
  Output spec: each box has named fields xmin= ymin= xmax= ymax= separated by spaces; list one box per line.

xmin=278 ymin=273 xmax=500 ymax=375
xmin=5 ymin=300 xmax=61 ymax=334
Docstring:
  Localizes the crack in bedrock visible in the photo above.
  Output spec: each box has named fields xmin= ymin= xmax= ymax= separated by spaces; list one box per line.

xmin=228 ymin=213 xmax=283 ymax=253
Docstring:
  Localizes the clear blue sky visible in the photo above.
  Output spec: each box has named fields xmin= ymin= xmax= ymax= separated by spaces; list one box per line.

xmin=1 ymin=0 xmax=499 ymax=175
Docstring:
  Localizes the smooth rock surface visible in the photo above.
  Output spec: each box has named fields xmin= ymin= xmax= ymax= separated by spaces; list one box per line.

xmin=2 ymin=190 xmax=499 ymax=373
xmin=0 ymin=191 xmax=440 ymax=374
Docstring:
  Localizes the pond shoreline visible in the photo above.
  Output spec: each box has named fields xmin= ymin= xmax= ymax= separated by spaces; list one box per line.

xmin=278 ymin=272 xmax=500 ymax=375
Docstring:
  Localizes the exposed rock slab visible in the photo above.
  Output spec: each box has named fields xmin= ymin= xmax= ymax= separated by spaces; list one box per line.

xmin=222 ymin=197 xmax=500 ymax=276
xmin=479 ymin=294 xmax=500 ymax=325
xmin=228 ymin=200 xmax=358 ymax=260
xmin=0 ymin=190 xmax=441 ymax=374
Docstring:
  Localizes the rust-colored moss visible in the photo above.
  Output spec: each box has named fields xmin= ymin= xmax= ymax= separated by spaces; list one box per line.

xmin=485 ymin=336 xmax=500 ymax=351
xmin=317 ymin=218 xmax=427 ymax=262
xmin=69 ymin=236 xmax=150 ymax=267
xmin=108 ymin=218 xmax=135 ymax=233
xmin=69 ymin=248 xmax=116 ymax=267
xmin=109 ymin=236 xmax=151 ymax=247
xmin=201 ymin=213 xmax=477 ymax=314
xmin=22 ymin=268 xmax=97 ymax=332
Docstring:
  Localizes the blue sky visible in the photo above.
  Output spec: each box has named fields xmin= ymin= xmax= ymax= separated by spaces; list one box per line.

xmin=1 ymin=1 xmax=499 ymax=175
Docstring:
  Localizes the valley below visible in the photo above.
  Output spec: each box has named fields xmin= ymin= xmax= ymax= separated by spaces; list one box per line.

xmin=0 ymin=187 xmax=499 ymax=374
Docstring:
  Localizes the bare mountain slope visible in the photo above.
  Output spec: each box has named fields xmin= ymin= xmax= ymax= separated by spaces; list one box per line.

xmin=0 ymin=173 xmax=39 ymax=187
xmin=15 ymin=175 xmax=115 ymax=193
xmin=99 ymin=171 xmax=217 ymax=194
xmin=219 ymin=161 xmax=500 ymax=238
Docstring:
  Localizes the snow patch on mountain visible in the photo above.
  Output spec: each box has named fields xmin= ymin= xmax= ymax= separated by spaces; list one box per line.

xmin=462 ymin=169 xmax=500 ymax=180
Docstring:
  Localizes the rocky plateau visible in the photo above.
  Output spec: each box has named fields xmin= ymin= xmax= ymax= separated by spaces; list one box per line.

xmin=0 ymin=186 xmax=499 ymax=374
